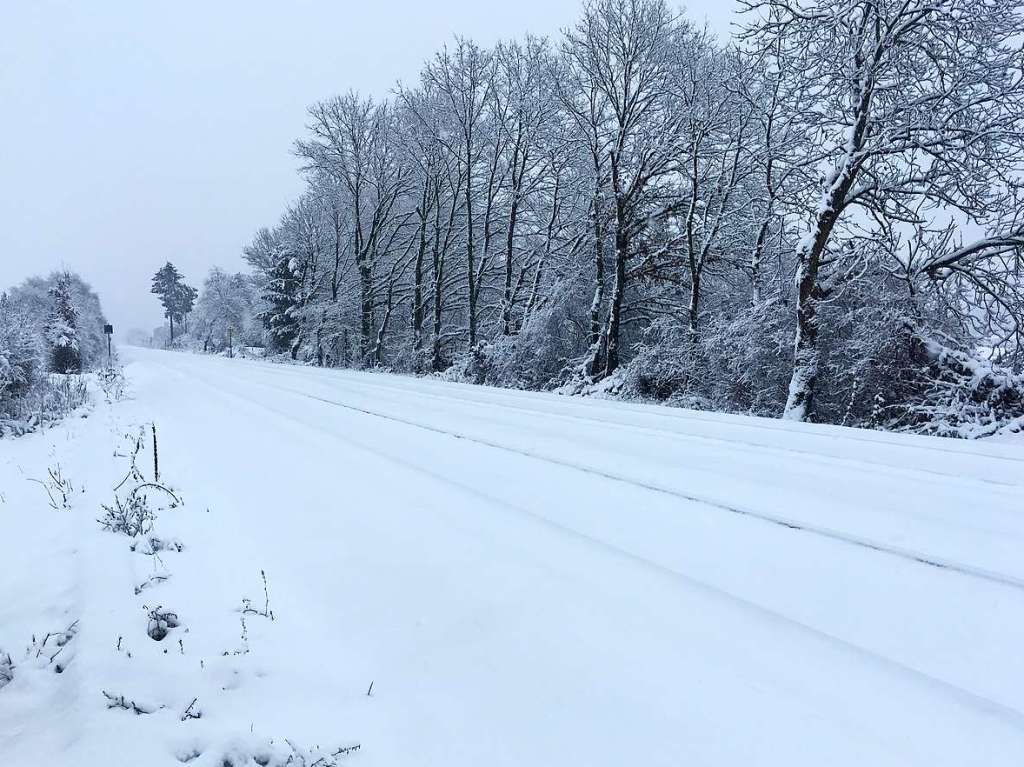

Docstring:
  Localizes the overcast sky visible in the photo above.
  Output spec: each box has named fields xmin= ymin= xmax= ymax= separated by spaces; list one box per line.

xmin=0 ymin=1 xmax=735 ymax=334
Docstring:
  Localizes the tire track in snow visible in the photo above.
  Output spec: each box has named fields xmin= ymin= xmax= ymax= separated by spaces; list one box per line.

xmin=224 ymin=370 xmax=1024 ymax=594
xmin=214 ymin=356 xmax=1024 ymax=492
xmin=222 ymin=354 xmax=1024 ymax=465
xmin=160 ymin=358 xmax=1024 ymax=729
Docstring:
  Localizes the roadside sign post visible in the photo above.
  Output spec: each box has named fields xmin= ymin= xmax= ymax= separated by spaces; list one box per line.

xmin=228 ymin=326 xmax=234 ymax=358
xmin=104 ymin=324 xmax=114 ymax=369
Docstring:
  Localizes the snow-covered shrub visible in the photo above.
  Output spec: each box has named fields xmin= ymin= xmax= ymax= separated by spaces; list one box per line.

xmin=618 ymin=300 xmax=793 ymax=416
xmin=697 ymin=300 xmax=795 ymax=415
xmin=442 ymin=341 xmax=494 ymax=385
xmin=98 ymin=366 xmax=127 ymax=402
xmin=0 ymin=293 xmax=42 ymax=409
xmin=805 ymin=277 xmax=916 ymax=427
xmin=618 ymin=319 xmax=701 ymax=405
xmin=444 ymin=285 xmax=589 ymax=390
xmin=100 ymin=482 xmax=180 ymax=538
xmin=100 ymin=490 xmax=158 ymax=537
xmin=45 ymin=374 xmax=90 ymax=416
xmin=896 ymin=338 xmax=1024 ymax=438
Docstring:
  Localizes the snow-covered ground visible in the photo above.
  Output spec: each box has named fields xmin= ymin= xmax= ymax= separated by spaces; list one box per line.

xmin=2 ymin=346 xmax=1023 ymax=765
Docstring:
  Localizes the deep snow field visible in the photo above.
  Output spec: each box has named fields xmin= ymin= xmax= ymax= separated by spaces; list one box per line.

xmin=2 ymin=346 xmax=1023 ymax=765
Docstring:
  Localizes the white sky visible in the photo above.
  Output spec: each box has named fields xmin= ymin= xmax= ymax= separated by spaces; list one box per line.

xmin=0 ymin=1 xmax=736 ymax=333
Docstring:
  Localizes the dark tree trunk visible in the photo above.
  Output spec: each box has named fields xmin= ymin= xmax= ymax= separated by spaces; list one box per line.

xmin=603 ymin=194 xmax=629 ymax=378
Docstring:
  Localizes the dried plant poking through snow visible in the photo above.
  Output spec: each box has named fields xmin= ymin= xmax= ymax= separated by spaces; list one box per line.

xmin=28 ymin=463 xmax=75 ymax=510
xmin=98 ymin=366 xmax=127 ymax=402
xmin=241 ymin=569 xmax=275 ymax=621
xmin=99 ymin=485 xmax=162 ymax=537
xmin=0 ymin=652 xmax=14 ymax=691
xmin=0 ymin=619 xmax=82 ymax=690
xmin=100 ymin=426 xmax=181 ymax=537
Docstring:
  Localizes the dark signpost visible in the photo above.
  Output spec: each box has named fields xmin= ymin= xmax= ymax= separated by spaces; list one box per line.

xmin=104 ymin=323 xmax=113 ymax=368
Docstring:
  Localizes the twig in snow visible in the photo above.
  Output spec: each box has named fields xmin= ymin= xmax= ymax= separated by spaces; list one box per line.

xmin=133 ymin=573 xmax=170 ymax=595
xmin=241 ymin=570 xmax=274 ymax=620
xmin=151 ymin=423 xmax=159 ymax=482
xmin=102 ymin=690 xmax=154 ymax=715
xmin=180 ymin=697 xmax=202 ymax=721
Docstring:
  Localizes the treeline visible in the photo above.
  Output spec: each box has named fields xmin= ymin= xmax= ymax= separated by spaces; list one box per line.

xmin=0 ymin=272 xmax=109 ymax=430
xmin=194 ymin=0 xmax=1024 ymax=437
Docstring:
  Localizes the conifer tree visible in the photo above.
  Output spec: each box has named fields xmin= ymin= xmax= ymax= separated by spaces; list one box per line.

xmin=151 ymin=262 xmax=197 ymax=344
xmin=46 ymin=272 xmax=81 ymax=373
xmin=260 ymin=252 xmax=301 ymax=358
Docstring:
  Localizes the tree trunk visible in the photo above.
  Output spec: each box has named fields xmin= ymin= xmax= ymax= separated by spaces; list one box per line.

xmin=502 ymin=197 xmax=519 ymax=335
xmin=750 ymin=217 xmax=771 ymax=305
xmin=687 ymin=270 xmax=701 ymax=344
xmin=783 ymin=200 xmax=845 ymax=420
xmin=412 ymin=200 xmax=427 ymax=361
xmin=586 ymin=181 xmax=606 ymax=377
xmin=603 ymin=203 xmax=628 ymax=378
xmin=358 ymin=259 xmax=373 ymax=367
xmin=375 ymin=287 xmax=395 ymax=367
xmin=464 ymin=153 xmax=477 ymax=348
xmin=431 ymin=200 xmax=446 ymax=373
xmin=784 ymin=261 xmax=822 ymax=421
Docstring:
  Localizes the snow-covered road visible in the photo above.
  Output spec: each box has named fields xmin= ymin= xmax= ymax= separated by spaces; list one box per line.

xmin=4 ymin=346 xmax=1024 ymax=765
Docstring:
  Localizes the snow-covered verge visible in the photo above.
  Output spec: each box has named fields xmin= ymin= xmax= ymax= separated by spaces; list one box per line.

xmin=0 ymin=369 xmax=362 ymax=766
xmin=4 ymin=346 xmax=1024 ymax=765
xmin=0 ymin=372 xmax=95 ymax=438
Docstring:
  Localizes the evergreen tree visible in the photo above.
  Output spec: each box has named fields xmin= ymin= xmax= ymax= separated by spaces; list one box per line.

xmin=260 ymin=252 xmax=300 ymax=357
xmin=46 ymin=272 xmax=81 ymax=373
xmin=176 ymin=282 xmax=199 ymax=333
xmin=151 ymin=262 xmax=197 ymax=344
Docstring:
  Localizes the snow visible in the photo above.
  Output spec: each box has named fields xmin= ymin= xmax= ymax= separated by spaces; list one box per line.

xmin=2 ymin=346 xmax=1024 ymax=765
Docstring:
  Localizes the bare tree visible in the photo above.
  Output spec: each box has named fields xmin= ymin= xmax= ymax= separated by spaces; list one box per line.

xmin=564 ymin=0 xmax=684 ymax=377
xmin=298 ymin=93 xmax=412 ymax=365
xmin=423 ymin=39 xmax=495 ymax=349
xmin=744 ymin=0 xmax=1024 ymax=420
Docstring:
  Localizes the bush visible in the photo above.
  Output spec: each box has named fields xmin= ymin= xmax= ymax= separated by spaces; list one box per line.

xmin=895 ymin=338 xmax=1024 ymax=438
xmin=0 ymin=295 xmax=43 ymax=408
xmin=443 ymin=285 xmax=590 ymax=390
xmin=619 ymin=300 xmax=794 ymax=416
